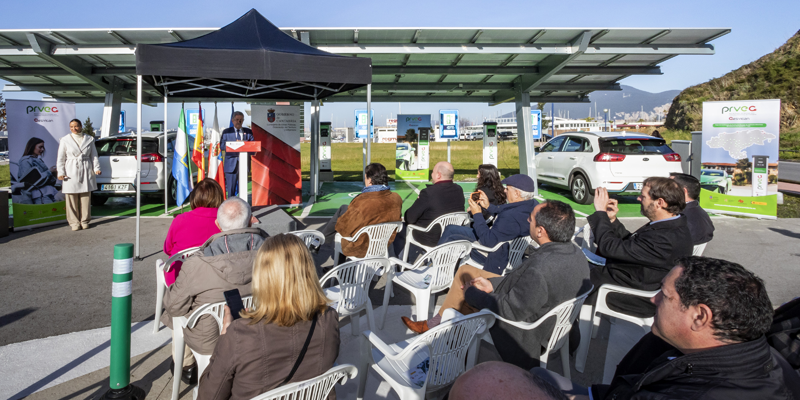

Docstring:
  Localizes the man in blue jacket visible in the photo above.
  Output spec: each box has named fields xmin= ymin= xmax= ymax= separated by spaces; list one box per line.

xmin=436 ymin=174 xmax=538 ymax=275
xmin=220 ymin=111 xmax=254 ymax=197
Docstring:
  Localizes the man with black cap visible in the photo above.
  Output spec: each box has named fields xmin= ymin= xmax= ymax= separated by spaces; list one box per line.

xmin=436 ymin=173 xmax=539 ymax=275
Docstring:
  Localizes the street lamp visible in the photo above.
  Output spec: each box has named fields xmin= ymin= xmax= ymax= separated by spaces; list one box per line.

xmin=603 ymin=109 xmax=609 ymax=131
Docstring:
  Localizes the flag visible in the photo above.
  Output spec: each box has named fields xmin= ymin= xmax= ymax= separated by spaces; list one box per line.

xmin=207 ymin=104 xmax=226 ymax=198
xmin=172 ymin=107 xmax=192 ymax=205
xmin=230 ymin=103 xmax=235 ymax=128
xmin=191 ymin=103 xmax=205 ymax=182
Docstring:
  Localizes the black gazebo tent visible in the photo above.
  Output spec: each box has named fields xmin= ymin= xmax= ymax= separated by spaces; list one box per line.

xmin=131 ymin=9 xmax=372 ymax=258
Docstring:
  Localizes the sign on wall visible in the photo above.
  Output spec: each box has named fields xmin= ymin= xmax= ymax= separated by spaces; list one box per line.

xmin=6 ymin=100 xmax=76 ymax=228
xmin=699 ymin=99 xmax=780 ymax=219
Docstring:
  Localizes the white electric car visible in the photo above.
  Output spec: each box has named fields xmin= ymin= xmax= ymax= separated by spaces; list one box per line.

xmin=93 ymin=131 xmax=182 ymax=206
xmin=535 ymin=131 xmax=683 ymax=204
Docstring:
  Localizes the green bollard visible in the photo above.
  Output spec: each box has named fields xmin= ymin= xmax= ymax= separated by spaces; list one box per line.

xmin=102 ymin=243 xmax=145 ymax=400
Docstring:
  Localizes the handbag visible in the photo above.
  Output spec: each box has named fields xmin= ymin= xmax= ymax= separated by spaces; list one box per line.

xmin=280 ymin=312 xmax=319 ymax=385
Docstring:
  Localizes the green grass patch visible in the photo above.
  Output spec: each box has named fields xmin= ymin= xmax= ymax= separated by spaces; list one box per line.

xmin=777 ymin=193 xmax=800 ymax=218
xmin=300 ymin=141 xmax=522 ymax=182
xmin=0 ymin=164 xmax=9 ymax=187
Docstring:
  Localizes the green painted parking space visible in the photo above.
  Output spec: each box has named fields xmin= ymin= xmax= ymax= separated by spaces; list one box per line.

xmin=535 ymin=183 xmax=644 ymax=218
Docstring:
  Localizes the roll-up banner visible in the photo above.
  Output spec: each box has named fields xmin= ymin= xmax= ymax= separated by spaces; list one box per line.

xmin=250 ymin=105 xmax=301 ymax=205
xmin=396 ymin=114 xmax=431 ymax=181
xmin=6 ymin=100 xmax=76 ymax=228
xmin=699 ymin=99 xmax=780 ymax=219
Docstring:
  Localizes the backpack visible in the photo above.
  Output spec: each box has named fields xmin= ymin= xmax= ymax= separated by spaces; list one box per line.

xmin=767 ymin=296 xmax=800 ymax=372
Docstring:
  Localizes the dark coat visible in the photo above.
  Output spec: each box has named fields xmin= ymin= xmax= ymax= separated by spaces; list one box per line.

xmin=335 ymin=190 xmax=403 ymax=258
xmin=404 ymin=181 xmax=465 ymax=247
xmin=220 ymin=127 xmax=254 ymax=173
xmin=470 ymin=199 xmax=538 ymax=275
xmin=464 ymin=241 xmax=591 ymax=369
xmin=682 ymin=201 xmax=714 ymax=245
xmin=198 ymin=308 xmax=340 ymax=400
xmin=587 ymin=213 xmax=693 ymax=316
xmin=592 ymin=335 xmax=797 ymax=400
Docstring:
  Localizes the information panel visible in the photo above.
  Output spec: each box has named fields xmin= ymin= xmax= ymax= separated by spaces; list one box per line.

xmin=354 ymin=109 xmax=374 ymax=139
xmin=531 ymin=110 xmax=542 ymax=139
xmin=396 ymin=114 xmax=432 ymax=181
xmin=439 ymin=110 xmax=459 ymax=139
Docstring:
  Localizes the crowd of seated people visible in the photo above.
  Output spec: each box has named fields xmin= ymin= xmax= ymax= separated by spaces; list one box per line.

xmin=155 ymin=164 xmax=796 ymax=400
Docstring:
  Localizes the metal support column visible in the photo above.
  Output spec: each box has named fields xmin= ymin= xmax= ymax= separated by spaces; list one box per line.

xmin=309 ymin=100 xmax=320 ymax=196
xmin=100 ymin=91 xmax=123 ymax=138
xmin=135 ymin=76 xmax=142 ymax=259
xmin=515 ymin=90 xmax=537 ymax=194
xmin=366 ymin=84 xmax=372 ymax=164
xmin=163 ymin=92 xmax=168 ymax=214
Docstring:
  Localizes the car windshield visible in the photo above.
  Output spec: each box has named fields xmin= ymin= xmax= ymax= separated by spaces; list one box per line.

xmin=703 ymin=171 xmax=725 ymax=177
xmin=599 ymin=138 xmax=673 ymax=155
xmin=96 ymin=138 xmax=160 ymax=156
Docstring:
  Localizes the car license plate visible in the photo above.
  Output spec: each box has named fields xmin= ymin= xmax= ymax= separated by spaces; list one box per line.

xmin=633 ymin=183 xmax=643 ymax=190
xmin=102 ymin=184 xmax=130 ymax=191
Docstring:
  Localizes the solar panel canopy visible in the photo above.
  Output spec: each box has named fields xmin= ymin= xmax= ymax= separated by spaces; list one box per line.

xmin=0 ymin=21 xmax=729 ymax=105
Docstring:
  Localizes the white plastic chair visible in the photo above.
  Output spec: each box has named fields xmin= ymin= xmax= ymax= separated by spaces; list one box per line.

xmin=571 ymin=223 xmax=595 ymax=252
xmin=290 ymin=230 xmax=326 ymax=250
xmin=469 ymin=236 xmax=535 ymax=276
xmin=249 ymin=364 xmax=358 ymax=400
xmin=171 ymin=296 xmax=254 ymax=400
xmin=357 ymin=310 xmax=496 ymax=400
xmin=154 ymin=246 xmax=201 ymax=333
xmin=381 ymin=241 xmax=472 ymax=328
xmin=574 ymin=285 xmax=659 ymax=373
xmin=333 ymin=221 xmax=404 ymax=268
xmin=402 ymin=212 xmax=470 ymax=263
xmin=692 ymin=242 xmax=707 ymax=256
xmin=319 ymin=257 xmax=389 ymax=336
xmin=442 ymin=286 xmax=593 ymax=380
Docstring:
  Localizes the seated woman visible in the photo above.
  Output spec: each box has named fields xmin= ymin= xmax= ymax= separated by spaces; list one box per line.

xmin=472 ymin=164 xmax=507 ymax=220
xmin=15 ymin=137 xmax=64 ymax=204
xmin=163 ymin=179 xmax=224 ymax=285
xmin=198 ymin=234 xmax=340 ymax=400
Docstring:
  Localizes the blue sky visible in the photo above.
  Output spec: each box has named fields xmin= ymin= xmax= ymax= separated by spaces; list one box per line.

xmin=2 ymin=0 xmax=798 ymax=130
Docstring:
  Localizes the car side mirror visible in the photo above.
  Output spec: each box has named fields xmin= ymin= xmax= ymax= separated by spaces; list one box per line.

xmin=534 ymin=146 xmax=541 ymax=152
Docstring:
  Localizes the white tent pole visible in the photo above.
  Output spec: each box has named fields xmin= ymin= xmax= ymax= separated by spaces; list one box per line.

xmin=135 ymin=75 xmax=143 ymax=259
xmin=366 ymin=84 xmax=372 ymax=164
xmin=163 ymin=91 xmax=168 ymax=215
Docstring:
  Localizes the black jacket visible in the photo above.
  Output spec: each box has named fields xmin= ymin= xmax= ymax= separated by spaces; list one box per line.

xmin=464 ymin=241 xmax=591 ymax=369
xmin=404 ymin=181 xmax=465 ymax=247
xmin=588 ymin=213 xmax=693 ymax=316
xmin=593 ymin=335 xmax=798 ymax=400
xmin=682 ymin=201 xmax=715 ymax=245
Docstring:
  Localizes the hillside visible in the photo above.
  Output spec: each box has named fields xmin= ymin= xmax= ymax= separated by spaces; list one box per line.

xmin=665 ymin=29 xmax=800 ymax=132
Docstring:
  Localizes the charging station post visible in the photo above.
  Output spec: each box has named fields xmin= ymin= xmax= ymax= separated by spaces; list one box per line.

xmin=483 ymin=121 xmax=498 ymax=167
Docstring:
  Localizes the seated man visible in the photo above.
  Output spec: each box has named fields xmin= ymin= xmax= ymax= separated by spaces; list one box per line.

xmin=450 ymin=361 xmax=568 ymax=400
xmin=587 ymin=177 xmax=693 ymax=316
xmin=317 ymin=163 xmax=402 ymax=259
xmin=403 ymin=200 xmax=591 ymax=370
xmin=392 ymin=161 xmax=464 ymax=258
xmin=438 ymin=174 xmax=538 ymax=275
xmin=162 ymin=197 xmax=268 ymax=381
xmin=534 ymin=257 xmax=799 ymax=399
xmin=670 ymin=172 xmax=714 ymax=245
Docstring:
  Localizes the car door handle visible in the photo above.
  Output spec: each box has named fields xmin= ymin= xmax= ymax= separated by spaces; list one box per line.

xmin=570 ymin=157 xmax=577 ymax=160
xmin=547 ymin=156 xmax=554 ymax=159
xmin=112 ymin=158 xmax=119 ymax=162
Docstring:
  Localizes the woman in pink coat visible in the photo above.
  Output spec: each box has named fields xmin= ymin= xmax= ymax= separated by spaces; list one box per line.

xmin=163 ymin=179 xmax=224 ymax=285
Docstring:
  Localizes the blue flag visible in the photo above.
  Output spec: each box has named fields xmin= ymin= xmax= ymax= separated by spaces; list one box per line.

xmin=172 ymin=107 xmax=192 ymax=205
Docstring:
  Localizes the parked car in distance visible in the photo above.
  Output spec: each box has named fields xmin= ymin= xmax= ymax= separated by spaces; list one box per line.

xmin=700 ymin=169 xmax=733 ymax=194
xmin=498 ymin=131 xmax=516 ymax=141
xmin=93 ymin=131 xmax=182 ymax=206
xmin=535 ymin=131 xmax=683 ymax=204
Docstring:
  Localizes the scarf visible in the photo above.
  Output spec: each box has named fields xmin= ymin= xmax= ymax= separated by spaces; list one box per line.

xmin=361 ymin=184 xmax=390 ymax=193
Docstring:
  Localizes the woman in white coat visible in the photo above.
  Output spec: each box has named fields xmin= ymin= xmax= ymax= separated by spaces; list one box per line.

xmin=57 ymin=119 xmax=101 ymax=231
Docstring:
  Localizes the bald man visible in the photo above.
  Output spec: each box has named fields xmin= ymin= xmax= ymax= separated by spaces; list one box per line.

xmin=393 ymin=161 xmax=465 ymax=258
xmin=450 ymin=362 xmax=567 ymax=400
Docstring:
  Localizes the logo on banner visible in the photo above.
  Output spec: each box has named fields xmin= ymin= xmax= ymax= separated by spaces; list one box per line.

xmin=26 ymin=106 xmax=59 ymax=114
xmin=267 ymin=109 xmax=276 ymax=123
xmin=721 ymin=105 xmax=757 ymax=114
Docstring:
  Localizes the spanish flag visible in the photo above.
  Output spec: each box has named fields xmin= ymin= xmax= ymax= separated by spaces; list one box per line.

xmin=191 ymin=103 xmax=206 ymax=182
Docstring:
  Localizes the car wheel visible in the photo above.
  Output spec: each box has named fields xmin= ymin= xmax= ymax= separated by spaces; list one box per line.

xmin=571 ymin=174 xmax=594 ymax=205
xmin=168 ymin=177 xmax=178 ymax=205
xmin=91 ymin=194 xmax=108 ymax=206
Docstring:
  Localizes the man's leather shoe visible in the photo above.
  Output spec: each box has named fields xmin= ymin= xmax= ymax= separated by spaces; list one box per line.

xmin=401 ymin=316 xmax=429 ymax=334
xmin=181 ymin=363 xmax=198 ymax=385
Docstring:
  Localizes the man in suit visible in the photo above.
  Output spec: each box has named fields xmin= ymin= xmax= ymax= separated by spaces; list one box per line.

xmin=586 ymin=177 xmax=693 ymax=316
xmin=220 ymin=111 xmax=254 ymax=197
xmin=670 ymin=172 xmax=714 ymax=245
xmin=392 ymin=161 xmax=464 ymax=259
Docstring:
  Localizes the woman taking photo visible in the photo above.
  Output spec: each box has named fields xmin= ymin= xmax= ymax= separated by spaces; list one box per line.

xmin=472 ymin=164 xmax=507 ymax=219
xmin=198 ymin=234 xmax=339 ymax=400
xmin=162 ymin=178 xmax=224 ymax=285
xmin=57 ymin=119 xmax=101 ymax=231
xmin=17 ymin=137 xmax=63 ymax=204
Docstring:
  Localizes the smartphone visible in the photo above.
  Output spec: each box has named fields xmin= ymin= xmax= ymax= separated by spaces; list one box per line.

xmin=471 ymin=192 xmax=481 ymax=201
xmin=223 ymin=289 xmax=245 ymax=320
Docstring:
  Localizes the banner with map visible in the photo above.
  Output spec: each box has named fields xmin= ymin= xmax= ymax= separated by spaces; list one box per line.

xmin=700 ymin=99 xmax=780 ymax=219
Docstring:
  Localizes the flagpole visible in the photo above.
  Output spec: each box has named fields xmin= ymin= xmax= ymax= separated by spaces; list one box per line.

xmin=184 ymin=103 xmax=195 ymax=190
xmin=163 ymin=91 xmax=168 ymax=215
